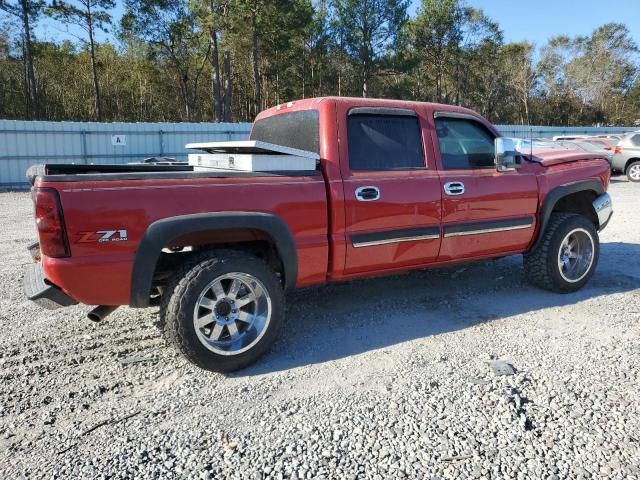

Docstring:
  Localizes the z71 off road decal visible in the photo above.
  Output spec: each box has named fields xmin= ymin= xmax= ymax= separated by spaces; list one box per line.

xmin=77 ymin=230 xmax=128 ymax=243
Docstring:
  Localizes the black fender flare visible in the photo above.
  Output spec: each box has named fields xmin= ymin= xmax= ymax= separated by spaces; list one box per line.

xmin=130 ymin=212 xmax=297 ymax=307
xmin=528 ymin=179 xmax=604 ymax=253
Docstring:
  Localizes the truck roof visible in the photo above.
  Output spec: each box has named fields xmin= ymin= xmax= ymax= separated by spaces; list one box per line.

xmin=255 ymin=96 xmax=485 ymax=121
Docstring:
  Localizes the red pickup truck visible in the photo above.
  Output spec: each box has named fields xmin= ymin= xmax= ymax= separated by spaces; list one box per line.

xmin=24 ymin=97 xmax=613 ymax=372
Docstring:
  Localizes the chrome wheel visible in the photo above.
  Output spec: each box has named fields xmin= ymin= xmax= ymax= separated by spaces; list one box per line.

xmin=557 ymin=228 xmax=595 ymax=283
xmin=628 ymin=163 xmax=640 ymax=181
xmin=193 ymin=272 xmax=272 ymax=356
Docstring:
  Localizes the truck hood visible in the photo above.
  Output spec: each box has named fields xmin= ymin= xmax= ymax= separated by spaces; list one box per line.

xmin=526 ymin=149 xmax=606 ymax=167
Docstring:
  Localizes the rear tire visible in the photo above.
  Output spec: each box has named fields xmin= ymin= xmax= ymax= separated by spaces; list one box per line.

xmin=626 ymin=160 xmax=640 ymax=182
xmin=160 ymin=250 xmax=285 ymax=372
xmin=524 ymin=213 xmax=599 ymax=293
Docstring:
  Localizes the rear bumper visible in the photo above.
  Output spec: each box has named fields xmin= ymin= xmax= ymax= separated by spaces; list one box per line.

xmin=593 ymin=192 xmax=613 ymax=231
xmin=23 ymin=262 xmax=78 ymax=310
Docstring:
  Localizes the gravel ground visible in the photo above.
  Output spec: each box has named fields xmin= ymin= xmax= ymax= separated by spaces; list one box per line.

xmin=1 ymin=179 xmax=639 ymax=479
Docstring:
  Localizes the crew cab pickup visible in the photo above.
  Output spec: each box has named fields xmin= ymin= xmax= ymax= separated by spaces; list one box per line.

xmin=24 ymin=97 xmax=613 ymax=372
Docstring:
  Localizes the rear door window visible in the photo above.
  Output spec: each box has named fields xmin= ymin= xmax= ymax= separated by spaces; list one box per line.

xmin=347 ymin=114 xmax=425 ymax=170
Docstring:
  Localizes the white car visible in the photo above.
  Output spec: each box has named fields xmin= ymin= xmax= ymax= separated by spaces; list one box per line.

xmin=552 ymin=135 xmax=588 ymax=141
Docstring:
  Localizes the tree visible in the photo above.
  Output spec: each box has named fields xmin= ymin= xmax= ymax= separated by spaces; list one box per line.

xmin=46 ymin=0 xmax=115 ymax=121
xmin=627 ymin=77 xmax=640 ymax=126
xmin=407 ymin=0 xmax=462 ymax=102
xmin=0 ymin=0 xmax=44 ymax=118
xmin=407 ymin=0 xmax=502 ymax=107
xmin=231 ymin=0 xmax=312 ymax=115
xmin=259 ymin=0 xmax=313 ymax=104
xmin=305 ymin=0 xmax=333 ymax=97
xmin=567 ymin=24 xmax=638 ymax=124
xmin=1 ymin=1 xmax=639 ymax=126
xmin=191 ymin=0 xmax=231 ymax=122
xmin=331 ymin=0 xmax=408 ymax=97
xmin=537 ymin=25 xmax=639 ymax=125
xmin=451 ymin=7 xmax=502 ymax=111
xmin=501 ymin=42 xmax=538 ymax=124
xmin=121 ymin=0 xmax=210 ymax=121
xmin=231 ymin=0 xmax=266 ymax=115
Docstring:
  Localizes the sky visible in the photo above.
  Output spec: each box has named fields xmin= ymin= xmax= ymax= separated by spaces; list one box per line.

xmin=23 ymin=0 xmax=640 ymax=49
xmin=463 ymin=0 xmax=640 ymax=47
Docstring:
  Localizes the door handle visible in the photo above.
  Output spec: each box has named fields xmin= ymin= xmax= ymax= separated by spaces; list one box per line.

xmin=355 ymin=186 xmax=381 ymax=201
xmin=444 ymin=182 xmax=465 ymax=196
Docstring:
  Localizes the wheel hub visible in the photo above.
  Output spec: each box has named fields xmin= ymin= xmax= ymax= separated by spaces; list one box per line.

xmin=214 ymin=299 xmax=233 ymax=317
xmin=192 ymin=272 xmax=272 ymax=356
xmin=557 ymin=228 xmax=595 ymax=283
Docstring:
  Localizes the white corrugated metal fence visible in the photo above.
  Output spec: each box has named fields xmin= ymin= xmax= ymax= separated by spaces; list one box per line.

xmin=494 ymin=125 xmax=635 ymax=138
xmin=0 ymin=120 xmax=252 ymax=188
xmin=0 ymin=120 xmax=636 ymax=188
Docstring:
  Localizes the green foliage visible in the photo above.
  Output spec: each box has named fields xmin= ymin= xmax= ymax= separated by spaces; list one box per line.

xmin=537 ymin=23 xmax=639 ymax=125
xmin=0 ymin=0 xmax=638 ymax=125
xmin=120 ymin=0 xmax=209 ymax=120
xmin=330 ymin=0 xmax=408 ymax=96
xmin=46 ymin=0 xmax=114 ymax=32
xmin=0 ymin=0 xmax=45 ymax=20
xmin=45 ymin=0 xmax=116 ymax=120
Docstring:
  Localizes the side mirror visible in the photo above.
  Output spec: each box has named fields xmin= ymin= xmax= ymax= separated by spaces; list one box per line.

xmin=495 ymin=137 xmax=520 ymax=171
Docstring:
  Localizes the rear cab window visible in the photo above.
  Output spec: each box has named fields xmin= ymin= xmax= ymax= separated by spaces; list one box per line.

xmin=250 ymin=110 xmax=320 ymax=154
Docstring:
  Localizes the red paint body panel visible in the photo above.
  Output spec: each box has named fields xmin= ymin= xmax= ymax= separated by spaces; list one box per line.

xmin=436 ymin=166 xmax=540 ymax=260
xmin=333 ymin=101 xmax=442 ymax=274
xmin=341 ymin=172 xmax=443 ymax=274
xmin=33 ymin=97 xmax=611 ymax=307
xmin=40 ymin=174 xmax=329 ymax=304
xmin=530 ymin=149 xmax=605 ymax=167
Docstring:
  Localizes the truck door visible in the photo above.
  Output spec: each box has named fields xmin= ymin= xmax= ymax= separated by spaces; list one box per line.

xmin=338 ymin=105 xmax=442 ymax=275
xmin=431 ymin=112 xmax=538 ymax=261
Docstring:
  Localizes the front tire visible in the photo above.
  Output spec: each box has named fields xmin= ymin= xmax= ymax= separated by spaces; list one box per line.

xmin=524 ymin=213 xmax=599 ymax=293
xmin=160 ymin=251 xmax=285 ymax=372
xmin=626 ymin=160 xmax=640 ymax=182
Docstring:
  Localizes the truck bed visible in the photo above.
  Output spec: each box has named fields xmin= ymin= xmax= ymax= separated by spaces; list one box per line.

xmin=31 ymin=162 xmax=328 ymax=305
xmin=26 ymin=163 xmax=319 ymax=185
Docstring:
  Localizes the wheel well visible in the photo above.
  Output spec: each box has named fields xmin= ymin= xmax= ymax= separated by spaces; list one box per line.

xmin=130 ymin=212 xmax=297 ymax=308
xmin=551 ymin=190 xmax=599 ymax=228
xmin=151 ymin=229 xmax=284 ymax=293
xmin=625 ymin=158 xmax=640 ymax=172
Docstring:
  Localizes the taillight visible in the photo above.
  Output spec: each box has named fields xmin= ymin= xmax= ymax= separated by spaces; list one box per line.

xmin=613 ymin=146 xmax=622 ymax=154
xmin=34 ymin=188 xmax=70 ymax=258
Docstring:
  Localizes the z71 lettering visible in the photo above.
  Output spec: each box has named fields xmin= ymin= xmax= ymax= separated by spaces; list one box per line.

xmin=77 ymin=230 xmax=128 ymax=243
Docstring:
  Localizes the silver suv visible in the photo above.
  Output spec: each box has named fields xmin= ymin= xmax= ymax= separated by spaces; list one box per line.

xmin=611 ymin=132 xmax=640 ymax=182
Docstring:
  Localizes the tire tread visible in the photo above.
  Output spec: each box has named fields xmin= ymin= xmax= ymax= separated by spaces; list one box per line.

xmin=159 ymin=250 xmax=284 ymax=372
xmin=627 ymin=160 xmax=640 ymax=182
xmin=524 ymin=213 xmax=598 ymax=293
